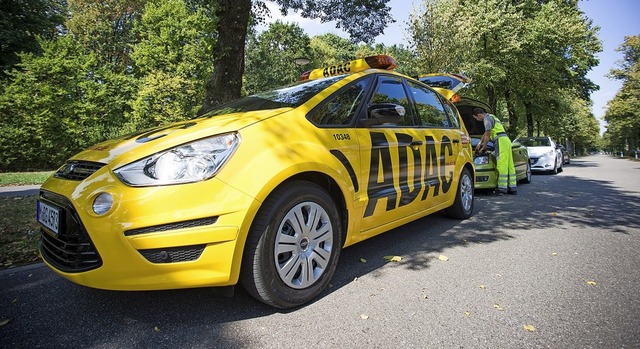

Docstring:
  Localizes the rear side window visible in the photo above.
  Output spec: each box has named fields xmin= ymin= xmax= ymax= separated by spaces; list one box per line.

xmin=307 ymin=77 xmax=370 ymax=126
xmin=442 ymin=99 xmax=460 ymax=128
xmin=407 ymin=81 xmax=452 ymax=128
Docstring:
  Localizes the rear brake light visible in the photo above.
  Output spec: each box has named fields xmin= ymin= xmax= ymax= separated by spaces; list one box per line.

xmin=459 ymin=131 xmax=470 ymax=144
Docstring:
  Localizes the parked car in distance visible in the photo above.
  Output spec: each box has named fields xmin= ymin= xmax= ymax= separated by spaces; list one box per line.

xmin=418 ymin=74 xmax=531 ymax=189
xmin=514 ymin=136 xmax=563 ymax=174
xmin=558 ymin=144 xmax=570 ymax=164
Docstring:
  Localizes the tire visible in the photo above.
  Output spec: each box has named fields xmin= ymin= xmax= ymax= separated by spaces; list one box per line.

xmin=445 ymin=167 xmax=474 ymax=219
xmin=520 ymin=162 xmax=532 ymax=184
xmin=240 ymin=181 xmax=342 ymax=309
xmin=550 ymin=158 xmax=558 ymax=175
xmin=557 ymin=161 xmax=563 ymax=173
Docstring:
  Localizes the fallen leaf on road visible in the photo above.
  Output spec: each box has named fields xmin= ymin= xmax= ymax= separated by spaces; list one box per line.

xmin=438 ymin=255 xmax=449 ymax=261
xmin=464 ymin=311 xmax=472 ymax=317
xmin=551 ymin=212 xmax=558 ymax=216
xmin=360 ymin=314 xmax=369 ymax=320
xmin=494 ymin=304 xmax=505 ymax=311
xmin=523 ymin=325 xmax=537 ymax=332
xmin=360 ymin=258 xmax=367 ymax=263
xmin=383 ymin=255 xmax=402 ymax=262
xmin=0 ymin=319 xmax=10 ymax=327
xmin=479 ymin=285 xmax=486 ymax=289
xmin=154 ymin=326 xmax=161 ymax=332
xmin=552 ymin=252 xmax=558 ymax=256
xmin=586 ymin=281 xmax=597 ymax=286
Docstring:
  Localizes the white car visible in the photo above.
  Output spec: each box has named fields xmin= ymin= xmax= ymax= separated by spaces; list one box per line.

xmin=514 ymin=136 xmax=563 ymax=174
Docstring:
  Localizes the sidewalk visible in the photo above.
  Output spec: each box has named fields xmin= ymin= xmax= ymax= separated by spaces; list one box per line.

xmin=0 ymin=184 xmax=40 ymax=197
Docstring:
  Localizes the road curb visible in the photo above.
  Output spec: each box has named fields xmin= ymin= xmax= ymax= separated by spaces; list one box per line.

xmin=0 ymin=185 xmax=40 ymax=197
xmin=0 ymin=262 xmax=46 ymax=276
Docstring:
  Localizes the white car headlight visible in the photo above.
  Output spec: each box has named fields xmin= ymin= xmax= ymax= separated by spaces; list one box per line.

xmin=541 ymin=149 xmax=555 ymax=159
xmin=114 ymin=133 xmax=240 ymax=186
xmin=474 ymin=155 xmax=490 ymax=165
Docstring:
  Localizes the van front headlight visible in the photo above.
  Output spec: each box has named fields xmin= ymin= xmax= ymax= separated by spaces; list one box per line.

xmin=114 ymin=133 xmax=240 ymax=186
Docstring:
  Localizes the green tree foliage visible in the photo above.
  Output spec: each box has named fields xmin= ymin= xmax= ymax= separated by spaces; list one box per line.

xmin=407 ymin=0 xmax=601 ymax=145
xmin=407 ymin=0 xmax=470 ymax=75
xmin=310 ymin=33 xmax=358 ymax=67
xmin=604 ymin=35 xmax=640 ymax=154
xmin=0 ymin=0 xmax=66 ymax=77
xmin=66 ymin=0 xmax=146 ymax=72
xmin=0 ymin=36 xmax=136 ymax=170
xmin=0 ymin=0 xmax=217 ymax=171
xmin=244 ymin=21 xmax=311 ymax=95
xmin=127 ymin=0 xmax=216 ymax=130
xmin=200 ymin=0 xmax=394 ymax=113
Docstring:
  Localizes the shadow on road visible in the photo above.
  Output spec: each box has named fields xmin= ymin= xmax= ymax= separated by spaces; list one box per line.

xmin=2 ymin=158 xmax=640 ymax=347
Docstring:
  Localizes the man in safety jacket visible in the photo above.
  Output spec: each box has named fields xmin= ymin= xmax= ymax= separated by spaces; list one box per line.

xmin=472 ymin=108 xmax=517 ymax=195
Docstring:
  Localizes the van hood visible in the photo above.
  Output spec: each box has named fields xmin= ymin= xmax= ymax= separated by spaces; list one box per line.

xmin=68 ymin=108 xmax=291 ymax=169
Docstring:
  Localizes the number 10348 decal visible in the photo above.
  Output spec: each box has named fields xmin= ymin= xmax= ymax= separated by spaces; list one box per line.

xmin=332 ymin=134 xmax=351 ymax=141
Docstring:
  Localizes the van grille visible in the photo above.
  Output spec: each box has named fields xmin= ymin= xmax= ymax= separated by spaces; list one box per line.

xmin=54 ymin=161 xmax=106 ymax=181
xmin=39 ymin=191 xmax=102 ymax=272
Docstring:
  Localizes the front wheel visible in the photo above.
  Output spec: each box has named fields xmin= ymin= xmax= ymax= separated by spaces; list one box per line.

xmin=446 ymin=167 xmax=474 ymax=219
xmin=240 ymin=181 xmax=342 ymax=309
xmin=550 ymin=158 xmax=558 ymax=175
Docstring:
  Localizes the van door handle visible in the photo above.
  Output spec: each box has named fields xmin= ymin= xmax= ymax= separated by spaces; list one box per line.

xmin=453 ymin=139 xmax=460 ymax=143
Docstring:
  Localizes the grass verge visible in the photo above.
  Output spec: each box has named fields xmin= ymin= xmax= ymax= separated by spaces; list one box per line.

xmin=0 ymin=196 xmax=41 ymax=269
xmin=0 ymin=171 xmax=53 ymax=186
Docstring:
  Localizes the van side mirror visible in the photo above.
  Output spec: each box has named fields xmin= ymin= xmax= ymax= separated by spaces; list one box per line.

xmin=362 ymin=103 xmax=405 ymax=126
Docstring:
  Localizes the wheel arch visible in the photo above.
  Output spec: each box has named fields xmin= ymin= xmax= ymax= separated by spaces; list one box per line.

xmin=230 ymin=170 xmax=350 ymax=284
xmin=275 ymin=171 xmax=349 ymax=248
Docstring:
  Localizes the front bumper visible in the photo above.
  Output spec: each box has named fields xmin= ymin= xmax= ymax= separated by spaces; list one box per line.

xmin=529 ymin=156 xmax=554 ymax=172
xmin=38 ymin=166 xmax=257 ymax=290
xmin=473 ymin=154 xmax=497 ymax=189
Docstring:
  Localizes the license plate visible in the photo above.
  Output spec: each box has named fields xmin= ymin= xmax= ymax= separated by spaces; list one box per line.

xmin=38 ymin=201 xmax=60 ymax=235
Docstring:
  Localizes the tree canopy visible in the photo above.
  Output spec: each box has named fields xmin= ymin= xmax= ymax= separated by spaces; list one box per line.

xmin=603 ymin=35 xmax=640 ymax=154
xmin=0 ymin=0 xmax=614 ymax=171
xmin=0 ymin=0 xmax=66 ymax=77
xmin=199 ymin=0 xmax=394 ymax=113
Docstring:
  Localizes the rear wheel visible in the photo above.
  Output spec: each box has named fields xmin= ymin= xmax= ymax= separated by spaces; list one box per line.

xmin=446 ymin=167 xmax=474 ymax=219
xmin=520 ymin=162 xmax=532 ymax=184
xmin=240 ymin=181 xmax=342 ymax=309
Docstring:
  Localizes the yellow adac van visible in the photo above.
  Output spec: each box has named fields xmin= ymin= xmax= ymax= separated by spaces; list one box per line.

xmin=37 ymin=55 xmax=475 ymax=308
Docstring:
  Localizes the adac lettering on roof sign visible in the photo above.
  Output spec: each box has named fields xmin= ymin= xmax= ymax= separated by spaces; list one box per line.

xmin=323 ymin=62 xmax=351 ymax=77
xmin=364 ymin=131 xmax=454 ymax=217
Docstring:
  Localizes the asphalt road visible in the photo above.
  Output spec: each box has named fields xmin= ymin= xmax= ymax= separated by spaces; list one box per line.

xmin=1 ymin=155 xmax=639 ymax=348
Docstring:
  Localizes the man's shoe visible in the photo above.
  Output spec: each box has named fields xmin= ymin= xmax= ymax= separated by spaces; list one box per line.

xmin=493 ymin=189 xmax=505 ymax=196
xmin=507 ymin=190 xmax=517 ymax=195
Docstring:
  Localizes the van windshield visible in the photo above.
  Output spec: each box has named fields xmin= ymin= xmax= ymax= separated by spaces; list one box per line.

xmin=201 ymin=75 xmax=345 ymax=117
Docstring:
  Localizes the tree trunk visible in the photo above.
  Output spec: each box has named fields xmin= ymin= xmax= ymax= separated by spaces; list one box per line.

xmin=486 ymin=85 xmax=497 ymax=115
xmin=524 ymin=101 xmax=534 ymax=137
xmin=198 ymin=0 xmax=252 ymax=115
xmin=504 ymin=89 xmax=517 ymax=138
